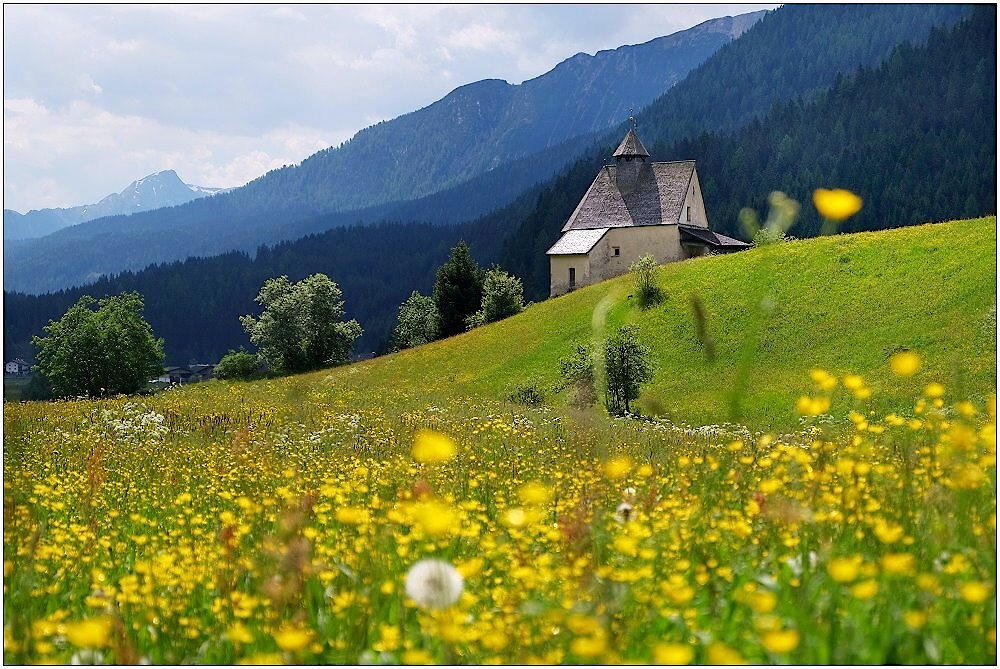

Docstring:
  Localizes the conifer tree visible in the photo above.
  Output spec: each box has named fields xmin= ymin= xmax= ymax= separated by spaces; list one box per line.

xmin=433 ymin=241 xmax=484 ymax=338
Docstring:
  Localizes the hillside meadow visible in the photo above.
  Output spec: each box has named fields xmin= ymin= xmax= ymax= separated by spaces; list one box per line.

xmin=3 ymin=217 xmax=996 ymax=664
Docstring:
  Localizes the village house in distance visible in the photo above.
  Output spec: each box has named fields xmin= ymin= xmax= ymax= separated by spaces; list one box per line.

xmin=546 ymin=125 xmax=749 ymax=297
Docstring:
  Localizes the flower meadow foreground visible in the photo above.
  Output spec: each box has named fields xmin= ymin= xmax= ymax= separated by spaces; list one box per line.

xmin=3 ymin=356 xmax=996 ymax=664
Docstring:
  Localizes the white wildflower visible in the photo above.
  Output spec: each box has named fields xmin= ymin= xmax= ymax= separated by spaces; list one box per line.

xmin=404 ymin=559 xmax=463 ymax=610
xmin=614 ymin=502 xmax=635 ymax=524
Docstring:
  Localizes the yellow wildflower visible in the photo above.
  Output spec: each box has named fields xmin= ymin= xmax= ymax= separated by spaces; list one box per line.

xmin=759 ymin=478 xmax=783 ymax=494
xmin=707 ymin=642 xmax=747 ymax=665
xmin=924 ymin=382 xmax=945 ymax=398
xmin=842 ymin=374 xmax=865 ymax=391
xmin=273 ymin=625 xmax=313 ymax=652
xmin=570 ymin=633 xmax=608 ymax=658
xmin=412 ymin=429 xmax=457 ymax=464
xmin=828 ymin=556 xmax=862 ymax=583
xmin=504 ymin=508 xmax=528 ymax=528
xmin=797 ymin=395 xmax=830 ymax=416
xmin=605 ymin=456 xmax=633 ymax=481
xmin=63 ymin=617 xmax=113 ymax=649
xmin=873 ymin=520 xmax=905 ymax=544
xmin=748 ymin=590 xmax=778 ymax=614
xmin=959 ymin=582 xmax=992 ymax=604
xmin=813 ymin=188 xmax=862 ymax=220
xmin=517 ymin=481 xmax=553 ymax=505
xmin=761 ymin=629 xmax=800 ymax=654
xmin=335 ymin=507 xmax=370 ymax=525
xmin=810 ymin=368 xmax=838 ymax=390
xmin=851 ymin=579 xmax=879 ymax=600
xmin=401 ymin=649 xmax=435 ymax=665
xmin=409 ymin=500 xmax=457 ymax=537
xmin=890 ymin=350 xmax=922 ymax=377
xmin=952 ymin=464 xmax=987 ymax=489
xmin=956 ymin=400 xmax=977 ymax=417
xmin=880 ymin=553 xmax=916 ymax=575
xmin=904 ymin=610 xmax=927 ymax=630
xmin=239 ymin=652 xmax=286 ymax=665
xmin=227 ymin=622 xmax=254 ymax=645
xmin=654 ymin=643 xmax=695 ymax=664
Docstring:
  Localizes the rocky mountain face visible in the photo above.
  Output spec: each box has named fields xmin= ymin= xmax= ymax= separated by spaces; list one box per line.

xmin=3 ymin=170 xmax=230 ymax=241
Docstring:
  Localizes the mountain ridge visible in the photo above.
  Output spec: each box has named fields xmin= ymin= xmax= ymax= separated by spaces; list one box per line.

xmin=4 ymin=11 xmax=767 ymax=293
xmin=3 ymin=5 xmax=989 ymax=367
xmin=3 ymin=169 xmax=232 ymax=241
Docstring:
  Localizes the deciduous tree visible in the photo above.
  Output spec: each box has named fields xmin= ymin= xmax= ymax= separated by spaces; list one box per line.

xmin=240 ymin=274 xmax=362 ymax=374
xmin=214 ymin=348 xmax=261 ymax=381
xmin=603 ymin=324 xmax=653 ymax=416
xmin=466 ymin=266 xmax=525 ymax=329
xmin=392 ymin=291 xmax=439 ymax=351
xmin=32 ymin=292 xmax=165 ymax=398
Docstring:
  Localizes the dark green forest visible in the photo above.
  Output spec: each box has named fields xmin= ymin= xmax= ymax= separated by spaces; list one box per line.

xmin=4 ymin=14 xmax=750 ymax=296
xmin=4 ymin=5 xmax=993 ymax=367
xmin=3 ymin=4 xmax=969 ymax=295
xmin=505 ymin=8 xmax=997 ymax=297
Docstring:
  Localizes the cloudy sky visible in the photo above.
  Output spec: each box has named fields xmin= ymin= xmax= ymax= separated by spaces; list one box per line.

xmin=3 ymin=3 xmax=777 ymax=213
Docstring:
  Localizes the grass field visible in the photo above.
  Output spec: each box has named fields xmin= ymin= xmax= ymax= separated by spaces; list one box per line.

xmin=3 ymin=217 xmax=996 ymax=664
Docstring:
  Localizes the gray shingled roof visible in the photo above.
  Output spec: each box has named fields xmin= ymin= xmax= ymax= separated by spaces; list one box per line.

xmin=612 ymin=128 xmax=650 ymax=158
xmin=678 ymin=224 xmax=750 ymax=249
xmin=561 ymin=160 xmax=695 ymax=232
xmin=546 ymin=228 xmax=608 ymax=255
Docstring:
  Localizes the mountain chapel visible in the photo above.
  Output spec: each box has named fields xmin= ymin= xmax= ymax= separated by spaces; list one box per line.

xmin=546 ymin=126 xmax=748 ymax=297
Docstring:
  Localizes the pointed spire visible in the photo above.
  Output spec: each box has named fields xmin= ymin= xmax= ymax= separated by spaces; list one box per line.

xmin=613 ymin=127 xmax=650 ymax=159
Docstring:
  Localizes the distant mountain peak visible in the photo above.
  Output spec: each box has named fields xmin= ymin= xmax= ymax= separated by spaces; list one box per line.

xmin=4 ymin=170 xmax=233 ymax=241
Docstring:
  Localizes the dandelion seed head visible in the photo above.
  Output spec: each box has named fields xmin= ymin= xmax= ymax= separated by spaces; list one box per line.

xmin=614 ymin=502 xmax=634 ymax=524
xmin=404 ymin=559 xmax=463 ymax=610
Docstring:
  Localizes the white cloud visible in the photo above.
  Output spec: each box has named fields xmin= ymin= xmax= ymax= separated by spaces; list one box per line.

xmin=3 ymin=98 xmax=322 ymax=208
xmin=77 ymin=74 xmax=103 ymax=95
xmin=2 ymin=4 xmax=779 ymax=212
xmin=446 ymin=23 xmax=517 ymax=52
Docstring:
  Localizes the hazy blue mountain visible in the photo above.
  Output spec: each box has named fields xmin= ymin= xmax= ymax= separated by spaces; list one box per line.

xmin=302 ymin=10 xmax=767 ymax=211
xmin=3 ymin=170 xmax=230 ymax=241
xmin=4 ymin=6 xmax=988 ymax=366
xmin=4 ymin=11 xmax=766 ymax=294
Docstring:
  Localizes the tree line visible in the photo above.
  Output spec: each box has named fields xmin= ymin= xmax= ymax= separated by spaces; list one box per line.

xmin=25 ymin=240 xmax=528 ymax=397
xmin=499 ymin=6 xmax=996 ymax=298
xmin=4 ymin=6 xmax=994 ymax=368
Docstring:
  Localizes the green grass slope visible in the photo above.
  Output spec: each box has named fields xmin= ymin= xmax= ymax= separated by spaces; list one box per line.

xmin=308 ymin=217 xmax=996 ymax=432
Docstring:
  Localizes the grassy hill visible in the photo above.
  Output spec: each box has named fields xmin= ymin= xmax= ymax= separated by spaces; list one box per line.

xmin=4 ymin=216 xmax=995 ymax=666
xmin=322 ymin=216 xmax=996 ymax=433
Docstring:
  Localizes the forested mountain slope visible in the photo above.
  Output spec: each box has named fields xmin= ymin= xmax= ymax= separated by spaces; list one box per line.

xmin=4 ymin=12 xmax=765 ymax=295
xmin=4 ymin=5 xmax=988 ymax=365
xmin=499 ymin=4 xmax=988 ymax=297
